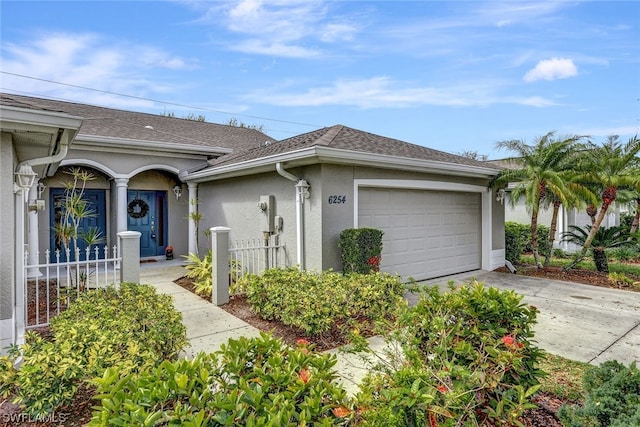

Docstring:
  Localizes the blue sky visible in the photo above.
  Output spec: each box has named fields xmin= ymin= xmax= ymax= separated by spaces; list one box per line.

xmin=1 ymin=1 xmax=638 ymax=159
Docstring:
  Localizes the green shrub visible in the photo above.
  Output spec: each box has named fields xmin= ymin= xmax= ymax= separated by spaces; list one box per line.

xmin=339 ymin=228 xmax=384 ymax=274
xmin=239 ymin=268 xmax=405 ymax=335
xmin=608 ymin=246 xmax=639 ymax=262
xmin=90 ymin=333 xmax=355 ymax=426
xmin=0 ymin=283 xmax=187 ymax=417
xmin=505 ymin=222 xmax=552 ymax=262
xmin=505 ymin=222 xmax=523 ymax=263
xmin=558 ymin=360 xmax=640 ymax=427
xmin=355 ymin=280 xmax=545 ymax=426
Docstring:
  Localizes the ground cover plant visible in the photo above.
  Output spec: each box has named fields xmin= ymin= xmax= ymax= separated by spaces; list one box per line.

xmin=0 ymin=283 xmax=187 ymax=419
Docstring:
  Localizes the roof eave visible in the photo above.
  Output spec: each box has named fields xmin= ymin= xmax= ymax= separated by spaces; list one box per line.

xmin=314 ymin=146 xmax=500 ymax=178
xmin=75 ymin=134 xmax=233 ymax=156
xmin=0 ymin=105 xmax=83 ymax=133
xmin=185 ymin=146 xmax=500 ymax=182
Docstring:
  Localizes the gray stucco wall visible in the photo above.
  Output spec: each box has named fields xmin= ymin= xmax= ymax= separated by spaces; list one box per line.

xmin=0 ymin=133 xmax=15 ymax=325
xmin=196 ymin=167 xmax=311 ymax=269
xmin=196 ymin=163 xmax=499 ymax=274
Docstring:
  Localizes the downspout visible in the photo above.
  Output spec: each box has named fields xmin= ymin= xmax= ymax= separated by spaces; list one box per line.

xmin=276 ymin=163 xmax=310 ymax=269
xmin=16 ymin=128 xmax=68 ymax=172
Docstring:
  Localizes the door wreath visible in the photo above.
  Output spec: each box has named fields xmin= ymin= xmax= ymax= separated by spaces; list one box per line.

xmin=128 ymin=199 xmax=149 ymax=219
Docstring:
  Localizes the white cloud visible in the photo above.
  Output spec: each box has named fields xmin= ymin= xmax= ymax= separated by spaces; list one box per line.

xmin=247 ymin=76 xmax=557 ymax=109
xmin=0 ymin=32 xmax=191 ymax=108
xmin=524 ymin=57 xmax=578 ymax=82
xmin=200 ymin=0 xmax=361 ymax=57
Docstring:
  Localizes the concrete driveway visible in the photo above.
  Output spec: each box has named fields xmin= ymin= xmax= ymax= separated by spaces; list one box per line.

xmin=415 ymin=270 xmax=640 ymax=366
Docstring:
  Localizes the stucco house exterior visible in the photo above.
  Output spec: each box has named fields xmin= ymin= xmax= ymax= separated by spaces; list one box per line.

xmin=1 ymin=92 xmax=506 ymax=353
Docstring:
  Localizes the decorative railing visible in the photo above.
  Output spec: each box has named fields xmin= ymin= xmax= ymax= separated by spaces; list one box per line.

xmin=23 ymin=246 xmax=120 ymax=329
xmin=228 ymin=235 xmax=286 ymax=279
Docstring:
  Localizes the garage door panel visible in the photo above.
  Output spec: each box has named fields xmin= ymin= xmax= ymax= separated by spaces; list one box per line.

xmin=359 ymin=188 xmax=481 ymax=281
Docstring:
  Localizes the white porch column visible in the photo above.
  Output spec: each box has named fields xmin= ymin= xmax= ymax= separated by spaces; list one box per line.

xmin=115 ymin=178 xmax=129 ymax=233
xmin=188 ymin=182 xmax=198 ymax=256
xmin=27 ymin=180 xmax=42 ymax=278
xmin=14 ymin=189 xmax=27 ymax=349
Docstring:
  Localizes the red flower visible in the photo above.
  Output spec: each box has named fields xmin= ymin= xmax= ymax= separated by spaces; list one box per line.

xmin=296 ymin=338 xmax=310 ymax=346
xmin=298 ymin=368 xmax=311 ymax=383
xmin=437 ymin=385 xmax=448 ymax=393
xmin=501 ymin=335 xmax=515 ymax=346
xmin=332 ymin=406 xmax=352 ymax=418
xmin=366 ymin=255 xmax=381 ymax=272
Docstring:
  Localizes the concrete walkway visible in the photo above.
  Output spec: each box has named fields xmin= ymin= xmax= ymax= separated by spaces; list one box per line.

xmin=139 ymin=261 xmax=261 ymax=359
xmin=139 ymin=262 xmax=640 ymax=394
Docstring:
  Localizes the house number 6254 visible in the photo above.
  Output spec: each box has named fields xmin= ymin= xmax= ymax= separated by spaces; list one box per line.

xmin=328 ymin=195 xmax=347 ymax=204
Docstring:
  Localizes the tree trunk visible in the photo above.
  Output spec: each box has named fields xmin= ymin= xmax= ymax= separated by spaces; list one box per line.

xmin=531 ymin=209 xmax=543 ymax=269
xmin=544 ymin=201 xmax=561 ymax=267
xmin=564 ymin=201 xmax=611 ymax=271
xmin=592 ymin=248 xmax=609 ymax=273
xmin=631 ymin=198 xmax=640 ymax=234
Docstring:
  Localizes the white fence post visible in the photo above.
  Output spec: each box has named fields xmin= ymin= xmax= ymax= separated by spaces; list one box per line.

xmin=118 ymin=231 xmax=141 ymax=283
xmin=210 ymin=226 xmax=230 ymax=305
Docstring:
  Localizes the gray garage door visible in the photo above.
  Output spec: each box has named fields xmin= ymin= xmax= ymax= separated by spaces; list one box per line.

xmin=358 ymin=187 xmax=481 ymax=281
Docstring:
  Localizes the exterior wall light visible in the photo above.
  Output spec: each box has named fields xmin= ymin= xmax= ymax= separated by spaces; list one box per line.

xmin=14 ymin=164 xmax=38 ymax=193
xmin=37 ymin=181 xmax=46 ymax=198
xmin=173 ymin=184 xmax=183 ymax=200
xmin=496 ymin=188 xmax=506 ymax=204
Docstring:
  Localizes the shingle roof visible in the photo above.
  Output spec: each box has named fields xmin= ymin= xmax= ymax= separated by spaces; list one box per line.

xmin=211 ymin=124 xmax=491 ymax=168
xmin=0 ymin=93 xmax=274 ymax=151
xmin=2 ymin=93 xmax=494 ymax=171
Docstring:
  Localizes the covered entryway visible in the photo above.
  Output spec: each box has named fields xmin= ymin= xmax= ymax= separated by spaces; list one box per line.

xmin=49 ymin=188 xmax=107 ymax=262
xmin=127 ymin=190 xmax=168 ymax=258
xmin=358 ymin=187 xmax=481 ymax=281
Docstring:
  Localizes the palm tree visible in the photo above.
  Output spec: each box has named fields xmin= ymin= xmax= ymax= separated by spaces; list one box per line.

xmin=562 ymin=224 xmax=638 ymax=272
xmin=542 ymin=176 xmax=595 ymax=267
xmin=564 ymin=135 xmax=640 ymax=270
xmin=490 ymin=131 xmax=586 ymax=268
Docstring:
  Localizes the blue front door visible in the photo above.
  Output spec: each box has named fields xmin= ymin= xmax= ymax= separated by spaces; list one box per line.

xmin=127 ymin=190 xmax=167 ymax=258
xmin=50 ymin=188 xmax=107 ymax=262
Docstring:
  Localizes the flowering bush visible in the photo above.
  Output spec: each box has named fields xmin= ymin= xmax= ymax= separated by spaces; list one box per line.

xmin=354 ymin=280 xmax=545 ymax=426
xmin=90 ymin=333 xmax=355 ymax=426
xmin=240 ymin=267 xmax=405 ymax=335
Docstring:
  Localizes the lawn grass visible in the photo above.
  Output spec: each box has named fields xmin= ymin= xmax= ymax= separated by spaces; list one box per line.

xmin=520 ymin=254 xmax=640 ymax=277
xmin=538 ymin=353 xmax=588 ymax=402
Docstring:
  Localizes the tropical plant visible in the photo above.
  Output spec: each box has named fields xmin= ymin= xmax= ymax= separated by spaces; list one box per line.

xmin=183 ymin=250 xmax=244 ymax=297
xmin=562 ymin=224 xmax=639 ymax=272
xmin=187 ymin=197 xmax=204 ymax=257
xmin=564 ymin=135 xmax=640 ymax=270
xmin=489 ymin=132 xmax=589 ymax=268
xmin=53 ymin=167 xmax=105 ymax=290
xmin=54 ymin=167 xmax=104 ymax=258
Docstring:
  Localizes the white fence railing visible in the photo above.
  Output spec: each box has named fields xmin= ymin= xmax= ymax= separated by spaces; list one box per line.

xmin=228 ymin=235 xmax=286 ymax=280
xmin=24 ymin=246 xmax=120 ymax=330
